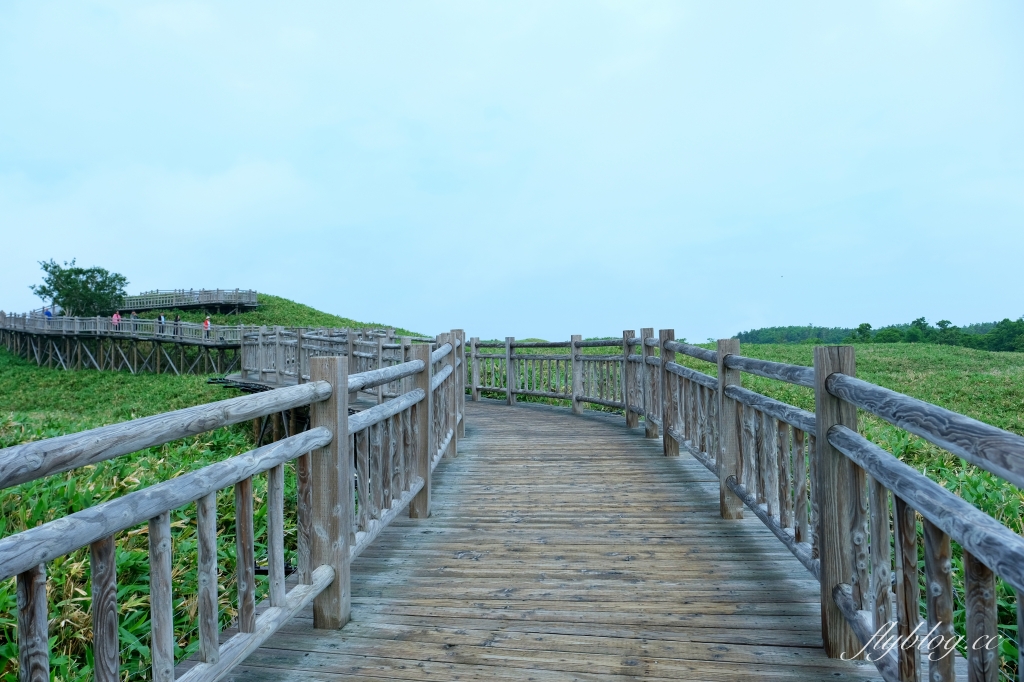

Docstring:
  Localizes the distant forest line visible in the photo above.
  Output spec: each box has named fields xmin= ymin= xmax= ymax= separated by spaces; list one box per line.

xmin=737 ymin=317 xmax=1024 ymax=352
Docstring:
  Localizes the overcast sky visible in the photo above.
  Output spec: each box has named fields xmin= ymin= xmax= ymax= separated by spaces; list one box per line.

xmin=2 ymin=2 xmax=1022 ymax=340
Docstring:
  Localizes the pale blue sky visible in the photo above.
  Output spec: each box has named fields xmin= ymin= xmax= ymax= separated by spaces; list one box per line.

xmin=2 ymin=2 xmax=1022 ymax=340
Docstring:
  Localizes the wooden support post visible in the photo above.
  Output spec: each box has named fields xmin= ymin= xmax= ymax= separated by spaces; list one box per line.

xmin=410 ymin=343 xmax=433 ymax=518
xmin=376 ymin=335 xmax=385 ymax=404
xmin=235 ymin=476 xmax=256 ymax=633
xmin=623 ymin=330 xmax=638 ymax=428
xmin=257 ymin=326 xmax=266 ymax=383
xmin=813 ymin=345 xmax=861 ymax=659
xmin=90 ymin=534 xmax=119 ymax=682
xmin=149 ymin=511 xmax=173 ymax=682
xmin=505 ymin=336 xmax=515 ymax=406
xmin=197 ymin=492 xmax=219 ymax=663
xmin=470 ymin=336 xmax=480 ymax=402
xmin=641 ymin=328 xmax=657 ymax=438
xmin=309 ymin=356 xmax=351 ymax=629
xmin=17 ymin=563 xmax=49 ymax=682
xmin=296 ymin=327 xmax=304 ymax=384
xmin=454 ymin=329 xmax=466 ymax=437
xmin=659 ymin=329 xmax=679 ymax=456
xmin=346 ymin=330 xmax=358 ymax=403
xmin=570 ymin=334 xmax=583 ymax=415
xmin=275 ymin=326 xmax=284 ymax=386
xmin=717 ymin=338 xmax=744 ymax=519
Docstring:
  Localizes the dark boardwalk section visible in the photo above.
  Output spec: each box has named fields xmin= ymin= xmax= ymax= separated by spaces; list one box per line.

xmin=226 ymin=400 xmax=879 ymax=681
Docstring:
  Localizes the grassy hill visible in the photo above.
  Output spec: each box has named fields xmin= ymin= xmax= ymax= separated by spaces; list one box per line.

xmin=138 ymin=293 xmax=421 ymax=336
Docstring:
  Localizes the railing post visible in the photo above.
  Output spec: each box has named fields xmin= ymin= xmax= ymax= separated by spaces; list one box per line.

xmin=17 ymin=563 xmax=49 ymax=682
xmin=717 ymin=339 xmax=744 ymax=520
xmin=505 ymin=336 xmax=515 ymax=406
xmin=640 ymin=327 xmax=657 ymax=438
xmin=274 ymin=326 xmax=284 ymax=386
xmin=410 ymin=343 xmax=433 ymax=518
xmin=296 ymin=327 xmax=304 ymax=384
xmin=813 ymin=345 xmax=860 ymax=659
xmin=659 ymin=330 xmax=679 ymax=456
xmin=257 ymin=326 xmax=267 ymax=383
xmin=345 ymin=330 xmax=358 ymax=403
xmin=622 ymin=330 xmax=638 ymax=428
xmin=309 ymin=356 xmax=352 ymax=629
xmin=376 ymin=336 xmax=384 ymax=404
xmin=470 ymin=336 xmax=480 ymax=402
xmin=570 ymin=334 xmax=583 ymax=414
xmin=453 ymin=329 xmax=466 ymax=438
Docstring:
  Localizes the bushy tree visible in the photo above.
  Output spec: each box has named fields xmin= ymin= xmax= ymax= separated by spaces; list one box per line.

xmin=874 ymin=327 xmax=903 ymax=343
xmin=30 ymin=259 xmax=128 ymax=316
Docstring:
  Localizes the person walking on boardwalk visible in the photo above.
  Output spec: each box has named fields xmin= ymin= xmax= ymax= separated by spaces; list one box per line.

xmin=158 ymin=313 xmax=166 ymax=335
xmin=112 ymin=310 xmax=121 ymax=330
xmin=204 ymin=315 xmax=211 ymax=339
xmin=173 ymin=314 xmax=181 ymax=337
xmin=130 ymin=310 xmax=138 ymax=333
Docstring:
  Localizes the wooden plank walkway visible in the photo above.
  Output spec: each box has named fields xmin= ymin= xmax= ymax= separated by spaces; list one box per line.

xmin=221 ymin=400 xmax=881 ymax=681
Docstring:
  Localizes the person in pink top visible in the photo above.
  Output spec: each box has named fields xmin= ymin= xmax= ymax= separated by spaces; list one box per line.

xmin=204 ymin=315 xmax=211 ymax=339
xmin=111 ymin=311 xmax=121 ymax=330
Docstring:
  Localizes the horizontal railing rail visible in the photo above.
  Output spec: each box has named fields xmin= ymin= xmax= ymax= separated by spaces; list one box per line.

xmin=1 ymin=330 xmax=467 ymax=682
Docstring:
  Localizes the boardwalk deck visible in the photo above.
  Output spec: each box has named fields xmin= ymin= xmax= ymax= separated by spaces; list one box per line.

xmin=211 ymin=400 xmax=880 ymax=681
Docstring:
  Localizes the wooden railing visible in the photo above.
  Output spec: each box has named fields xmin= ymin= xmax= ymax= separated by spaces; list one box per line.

xmin=1 ymin=313 xmax=250 ymax=345
xmin=0 ymin=333 xmax=466 ymax=682
xmin=239 ymin=327 xmax=436 ymax=395
xmin=121 ymin=289 xmax=258 ymax=311
xmin=470 ymin=330 xmax=1023 ymax=682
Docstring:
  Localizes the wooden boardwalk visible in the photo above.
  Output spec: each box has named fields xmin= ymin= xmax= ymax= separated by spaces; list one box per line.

xmin=219 ymin=400 xmax=880 ymax=681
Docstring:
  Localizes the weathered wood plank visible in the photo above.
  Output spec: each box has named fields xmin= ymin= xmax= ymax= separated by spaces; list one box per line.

xmin=149 ymin=511 xmax=174 ymax=682
xmin=16 ymin=563 xmax=49 ymax=682
xmin=90 ymin=534 xmax=119 ymax=682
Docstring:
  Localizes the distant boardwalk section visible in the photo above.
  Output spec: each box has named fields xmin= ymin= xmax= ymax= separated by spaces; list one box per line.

xmin=122 ymin=288 xmax=258 ymax=313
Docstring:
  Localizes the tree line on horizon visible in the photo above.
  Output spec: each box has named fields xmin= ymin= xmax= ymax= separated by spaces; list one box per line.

xmin=737 ymin=317 xmax=1024 ymax=352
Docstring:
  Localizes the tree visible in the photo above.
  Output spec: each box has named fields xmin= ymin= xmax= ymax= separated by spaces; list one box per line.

xmin=853 ymin=323 xmax=873 ymax=342
xmin=30 ymin=259 xmax=128 ymax=316
xmin=874 ymin=327 xmax=903 ymax=343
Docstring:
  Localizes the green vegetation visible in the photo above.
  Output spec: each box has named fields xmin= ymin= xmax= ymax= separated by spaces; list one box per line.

xmin=30 ymin=259 xmax=127 ymax=316
xmin=739 ymin=317 xmax=1024 ymax=351
xmin=139 ymin=293 xmax=420 ymax=335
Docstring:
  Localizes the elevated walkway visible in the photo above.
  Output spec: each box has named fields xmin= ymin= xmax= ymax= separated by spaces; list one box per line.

xmin=209 ymin=400 xmax=879 ymax=681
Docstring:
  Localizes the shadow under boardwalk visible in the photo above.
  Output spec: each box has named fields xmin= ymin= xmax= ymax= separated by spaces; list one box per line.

xmin=225 ymin=400 xmax=880 ymax=681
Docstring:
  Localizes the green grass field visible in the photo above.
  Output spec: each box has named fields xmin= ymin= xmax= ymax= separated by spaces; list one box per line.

xmin=1 ymin=333 xmax=1021 ymax=680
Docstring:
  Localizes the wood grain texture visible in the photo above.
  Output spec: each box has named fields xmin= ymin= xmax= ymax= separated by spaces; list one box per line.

xmin=236 ymin=477 xmax=256 ymax=633
xmin=659 ymin=330 xmax=679 ymax=457
xmin=827 ymin=372 xmax=1024 ymax=490
xmin=892 ymin=495 xmax=921 ymax=682
xmin=813 ymin=346 xmax=860 ymax=659
xmin=90 ymin=534 xmax=119 ymax=682
xmin=717 ymin=339 xmax=744 ymax=520
xmin=16 ymin=563 xmax=49 ymax=682
xmin=309 ymin=356 xmax=351 ymax=629
xmin=724 ymin=384 xmax=815 ymax=434
xmin=831 ymin=583 xmax=900 ymax=682
xmin=828 ymin=425 xmax=1024 ymax=594
xmin=206 ymin=400 xmax=877 ymax=682
xmin=267 ymin=464 xmax=287 ymax=606
xmin=197 ymin=491 xmax=220 ymax=663
xmin=663 ymin=339 xmax=718 ymax=364
xmin=0 ymin=381 xmax=332 ymax=491
xmin=922 ymin=519 xmax=955 ymax=682
xmin=409 ymin=343 xmax=433 ymax=519
xmin=724 ymin=354 xmax=815 ymax=388
xmin=149 ymin=512 xmax=174 ymax=682
xmin=867 ymin=477 xmax=892 ymax=636
xmin=665 ymin=360 xmax=719 ymax=389
xmin=641 ymin=328 xmax=657 ymax=438
xmin=963 ymin=551 xmax=998 ymax=682
xmin=570 ymin=335 xmax=583 ymax=415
